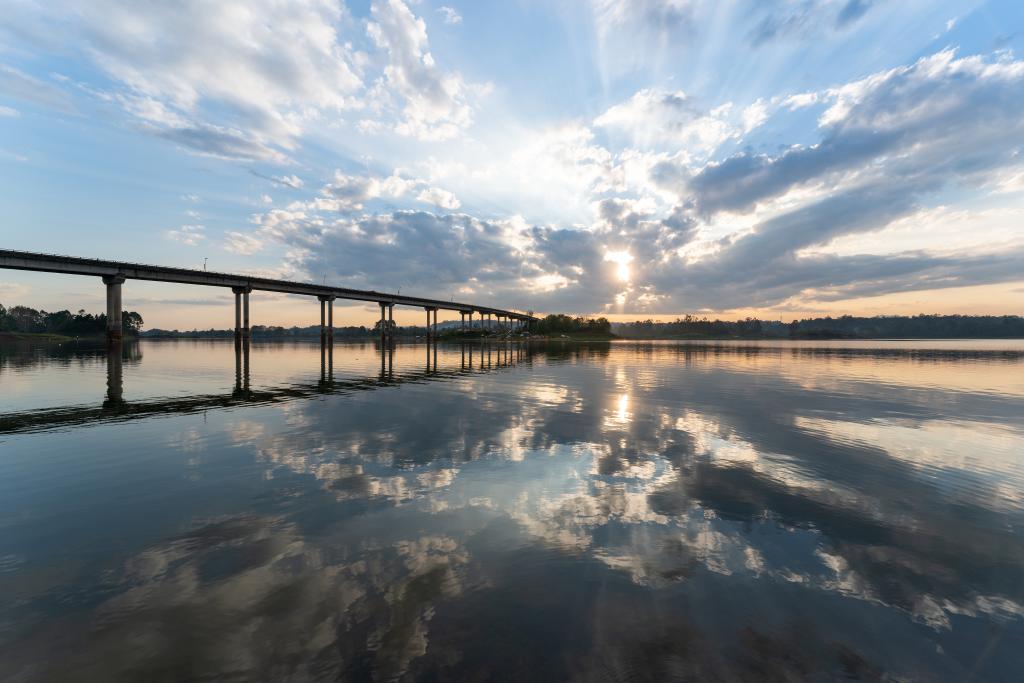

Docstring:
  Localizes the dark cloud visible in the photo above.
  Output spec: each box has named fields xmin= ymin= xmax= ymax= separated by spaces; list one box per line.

xmin=690 ymin=50 xmax=1024 ymax=217
xmin=276 ymin=210 xmax=525 ymax=296
xmin=156 ymin=123 xmax=285 ymax=162
xmin=250 ymin=171 xmax=305 ymax=189
xmin=748 ymin=0 xmax=875 ymax=47
xmin=835 ymin=0 xmax=872 ymax=27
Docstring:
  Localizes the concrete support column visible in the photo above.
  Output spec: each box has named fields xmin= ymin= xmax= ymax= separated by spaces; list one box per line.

xmin=425 ymin=307 xmax=432 ymax=340
xmin=379 ymin=303 xmax=387 ymax=344
xmin=232 ymin=288 xmax=243 ymax=337
xmin=388 ymin=304 xmax=394 ymax=342
xmin=243 ymin=289 xmax=251 ymax=338
xmin=102 ymin=274 xmax=125 ymax=343
xmin=433 ymin=309 xmax=438 ymax=339
xmin=318 ymin=295 xmax=333 ymax=339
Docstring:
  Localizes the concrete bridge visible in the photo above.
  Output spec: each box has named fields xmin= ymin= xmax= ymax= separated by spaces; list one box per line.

xmin=0 ymin=249 xmax=537 ymax=341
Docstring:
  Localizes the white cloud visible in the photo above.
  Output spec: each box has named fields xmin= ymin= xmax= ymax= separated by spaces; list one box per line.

xmin=437 ymin=6 xmax=462 ymax=25
xmin=291 ymin=168 xmax=461 ymax=215
xmin=416 ymin=186 xmax=460 ymax=209
xmin=367 ymin=0 xmax=477 ymax=140
xmin=166 ymin=224 xmax=206 ymax=246
xmin=783 ymin=91 xmax=820 ymax=110
xmin=274 ymin=174 xmax=304 ymax=189
xmin=594 ymin=89 xmax=756 ymax=158
xmin=223 ymin=231 xmax=264 ymax=255
xmin=0 ymin=105 xmax=18 ymax=117
xmin=6 ymin=0 xmax=364 ymax=160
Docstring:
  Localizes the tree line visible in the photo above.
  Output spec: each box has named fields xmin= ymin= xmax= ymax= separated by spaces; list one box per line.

xmin=534 ymin=314 xmax=612 ymax=336
xmin=0 ymin=304 xmax=144 ymax=336
xmin=613 ymin=314 xmax=1024 ymax=339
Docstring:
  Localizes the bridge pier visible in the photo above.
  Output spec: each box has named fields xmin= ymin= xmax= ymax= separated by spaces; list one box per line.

xmin=102 ymin=275 xmax=125 ymax=343
xmin=379 ymin=302 xmax=395 ymax=345
xmin=318 ymin=295 xmax=334 ymax=340
xmin=233 ymin=288 xmax=242 ymax=338
xmin=232 ymin=286 xmax=252 ymax=338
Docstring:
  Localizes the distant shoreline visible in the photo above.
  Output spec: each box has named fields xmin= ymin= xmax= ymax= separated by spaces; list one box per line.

xmin=5 ymin=331 xmax=1024 ymax=343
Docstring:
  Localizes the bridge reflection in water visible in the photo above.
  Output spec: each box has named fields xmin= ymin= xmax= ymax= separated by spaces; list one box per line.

xmin=2 ymin=339 xmax=529 ymax=436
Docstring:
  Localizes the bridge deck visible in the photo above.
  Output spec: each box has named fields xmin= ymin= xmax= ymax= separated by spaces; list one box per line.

xmin=0 ymin=249 xmax=534 ymax=319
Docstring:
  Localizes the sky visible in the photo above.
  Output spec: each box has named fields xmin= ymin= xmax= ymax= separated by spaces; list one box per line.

xmin=1 ymin=0 xmax=1023 ymax=329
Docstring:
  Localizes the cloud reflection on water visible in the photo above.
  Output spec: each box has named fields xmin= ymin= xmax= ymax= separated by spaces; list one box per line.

xmin=1 ymin=340 xmax=1023 ymax=680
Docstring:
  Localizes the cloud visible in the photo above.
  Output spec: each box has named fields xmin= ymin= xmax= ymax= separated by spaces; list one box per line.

xmin=367 ymin=0 xmax=477 ymax=140
xmin=155 ymin=122 xmax=288 ymax=163
xmin=437 ymin=6 xmax=462 ymax=25
xmin=236 ymin=42 xmax=1024 ymax=316
xmin=165 ymin=224 xmax=206 ymax=246
xmin=0 ymin=64 xmax=75 ymax=112
xmin=262 ymin=209 xmax=525 ymax=295
xmin=835 ymin=0 xmax=872 ymax=28
xmin=748 ymin=0 xmax=875 ymax=47
xmin=4 ymin=0 xmax=363 ymax=159
xmin=590 ymin=0 xmax=694 ymax=37
xmin=274 ymin=174 xmax=304 ymax=189
xmin=0 ymin=105 xmax=18 ymax=117
xmin=689 ymin=50 xmax=1024 ymax=217
xmin=594 ymin=89 xmax=767 ymax=158
xmin=416 ymin=186 xmax=460 ymax=210
xmin=224 ymin=231 xmax=264 ymax=255
xmin=251 ymin=171 xmax=306 ymax=189
xmin=275 ymin=168 xmax=461 ymax=215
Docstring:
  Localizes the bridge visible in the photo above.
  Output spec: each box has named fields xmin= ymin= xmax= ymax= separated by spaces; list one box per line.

xmin=0 ymin=249 xmax=537 ymax=341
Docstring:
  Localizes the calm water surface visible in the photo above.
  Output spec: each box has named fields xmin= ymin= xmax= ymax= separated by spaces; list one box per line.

xmin=1 ymin=339 xmax=1023 ymax=681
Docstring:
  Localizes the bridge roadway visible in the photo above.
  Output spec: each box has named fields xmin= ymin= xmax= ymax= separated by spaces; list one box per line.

xmin=0 ymin=249 xmax=536 ymax=341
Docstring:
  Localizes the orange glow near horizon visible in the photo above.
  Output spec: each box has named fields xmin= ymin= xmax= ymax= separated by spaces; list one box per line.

xmin=3 ymin=271 xmax=1023 ymax=330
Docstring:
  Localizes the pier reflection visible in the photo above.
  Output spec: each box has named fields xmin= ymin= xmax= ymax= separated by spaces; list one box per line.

xmin=1 ymin=339 xmax=533 ymax=435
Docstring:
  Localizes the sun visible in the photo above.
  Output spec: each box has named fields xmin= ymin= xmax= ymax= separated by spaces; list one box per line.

xmin=604 ymin=250 xmax=634 ymax=282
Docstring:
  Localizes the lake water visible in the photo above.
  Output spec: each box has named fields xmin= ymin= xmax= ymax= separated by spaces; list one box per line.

xmin=1 ymin=338 xmax=1023 ymax=681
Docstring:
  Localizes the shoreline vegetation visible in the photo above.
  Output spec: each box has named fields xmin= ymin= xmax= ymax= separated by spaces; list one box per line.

xmin=0 ymin=304 xmax=143 ymax=341
xmin=3 ymin=304 xmax=1023 ymax=341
